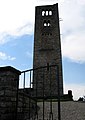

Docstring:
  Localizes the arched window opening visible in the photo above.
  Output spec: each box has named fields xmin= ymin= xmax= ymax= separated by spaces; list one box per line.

xmin=43 ymin=20 xmax=51 ymax=27
xmin=46 ymin=11 xmax=48 ymax=16
xmin=44 ymin=23 xmax=47 ymax=26
xmin=43 ymin=20 xmax=47 ymax=26
xmin=42 ymin=10 xmax=53 ymax=16
xmin=48 ymin=20 xmax=51 ymax=26
xmin=42 ymin=11 xmax=45 ymax=16
xmin=49 ymin=11 xmax=52 ymax=15
xmin=48 ymin=23 xmax=50 ymax=26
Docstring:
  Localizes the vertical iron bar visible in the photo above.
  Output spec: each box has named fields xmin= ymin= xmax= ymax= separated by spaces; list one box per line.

xmin=49 ymin=66 xmax=53 ymax=120
xmin=35 ymin=69 xmax=38 ymax=120
xmin=29 ymin=70 xmax=31 ymax=120
xmin=23 ymin=72 xmax=25 ymax=89
xmin=23 ymin=72 xmax=25 ymax=119
xmin=57 ymin=65 xmax=61 ymax=120
xmin=16 ymin=76 xmax=19 ymax=120
xmin=42 ymin=67 xmax=45 ymax=120
xmin=30 ymin=70 xmax=31 ymax=88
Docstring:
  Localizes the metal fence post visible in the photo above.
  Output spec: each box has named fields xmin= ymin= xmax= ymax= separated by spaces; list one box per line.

xmin=57 ymin=65 xmax=61 ymax=120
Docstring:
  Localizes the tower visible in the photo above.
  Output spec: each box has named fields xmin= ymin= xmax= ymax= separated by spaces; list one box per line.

xmin=33 ymin=3 xmax=63 ymax=97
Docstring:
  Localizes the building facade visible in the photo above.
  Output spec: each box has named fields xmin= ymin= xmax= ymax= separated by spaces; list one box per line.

xmin=33 ymin=3 xmax=63 ymax=97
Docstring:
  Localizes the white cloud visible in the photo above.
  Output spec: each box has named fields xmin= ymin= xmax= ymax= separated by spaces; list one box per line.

xmin=0 ymin=0 xmax=35 ymax=33
xmin=59 ymin=0 xmax=85 ymax=63
xmin=0 ymin=32 xmax=13 ymax=45
xmin=0 ymin=52 xmax=16 ymax=61
xmin=0 ymin=0 xmax=36 ymax=44
xmin=64 ymin=83 xmax=85 ymax=100
xmin=0 ymin=0 xmax=85 ymax=63
xmin=0 ymin=0 xmax=64 ymax=44
xmin=62 ymin=31 xmax=85 ymax=63
xmin=77 ymin=0 xmax=85 ymax=5
xmin=59 ymin=1 xmax=84 ymax=34
xmin=35 ymin=0 xmax=63 ymax=4
xmin=0 ymin=0 xmax=61 ymax=38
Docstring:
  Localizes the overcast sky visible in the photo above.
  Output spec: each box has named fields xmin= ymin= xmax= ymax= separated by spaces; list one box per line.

xmin=0 ymin=0 xmax=85 ymax=100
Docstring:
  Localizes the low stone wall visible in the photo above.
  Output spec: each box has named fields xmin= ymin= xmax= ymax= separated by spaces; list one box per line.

xmin=0 ymin=66 xmax=21 ymax=120
xmin=17 ymin=90 xmax=36 ymax=120
xmin=35 ymin=101 xmax=85 ymax=120
xmin=0 ymin=66 xmax=37 ymax=120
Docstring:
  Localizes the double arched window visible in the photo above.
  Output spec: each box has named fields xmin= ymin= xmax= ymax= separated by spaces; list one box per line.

xmin=42 ymin=10 xmax=52 ymax=16
xmin=43 ymin=20 xmax=51 ymax=27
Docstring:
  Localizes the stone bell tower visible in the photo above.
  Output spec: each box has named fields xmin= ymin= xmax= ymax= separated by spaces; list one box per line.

xmin=33 ymin=3 xmax=63 ymax=97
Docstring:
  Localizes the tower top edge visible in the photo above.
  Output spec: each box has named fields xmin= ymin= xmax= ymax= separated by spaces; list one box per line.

xmin=35 ymin=3 xmax=58 ymax=8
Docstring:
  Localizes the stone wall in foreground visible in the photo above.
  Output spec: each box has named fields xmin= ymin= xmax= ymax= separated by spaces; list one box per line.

xmin=35 ymin=101 xmax=85 ymax=120
xmin=0 ymin=66 xmax=36 ymax=120
xmin=0 ymin=66 xmax=21 ymax=120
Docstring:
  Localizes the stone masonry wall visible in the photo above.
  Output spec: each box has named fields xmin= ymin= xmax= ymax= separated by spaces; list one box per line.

xmin=33 ymin=3 xmax=63 ymax=97
xmin=0 ymin=66 xmax=21 ymax=120
xmin=18 ymin=89 xmax=36 ymax=120
xmin=0 ymin=66 xmax=37 ymax=120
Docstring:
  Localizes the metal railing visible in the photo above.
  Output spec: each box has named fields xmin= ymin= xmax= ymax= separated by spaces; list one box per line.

xmin=18 ymin=65 xmax=61 ymax=120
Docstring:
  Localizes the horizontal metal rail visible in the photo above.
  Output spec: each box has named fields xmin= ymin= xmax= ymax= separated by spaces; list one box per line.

xmin=21 ymin=64 xmax=58 ymax=73
xmin=18 ymin=64 xmax=61 ymax=120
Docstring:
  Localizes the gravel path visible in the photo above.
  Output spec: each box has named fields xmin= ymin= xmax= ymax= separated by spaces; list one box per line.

xmin=34 ymin=101 xmax=85 ymax=120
